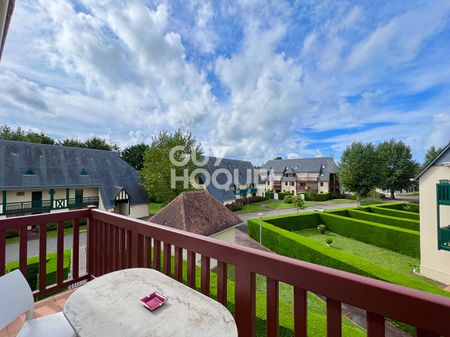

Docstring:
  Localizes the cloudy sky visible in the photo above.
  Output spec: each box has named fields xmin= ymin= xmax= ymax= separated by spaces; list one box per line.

xmin=1 ymin=0 xmax=449 ymax=165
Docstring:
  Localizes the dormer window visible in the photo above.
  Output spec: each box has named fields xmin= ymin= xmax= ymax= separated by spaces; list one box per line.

xmin=24 ymin=167 xmax=36 ymax=175
xmin=80 ymin=168 xmax=89 ymax=176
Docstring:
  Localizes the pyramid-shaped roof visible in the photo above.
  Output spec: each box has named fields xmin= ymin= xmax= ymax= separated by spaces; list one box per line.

xmin=150 ymin=190 xmax=242 ymax=236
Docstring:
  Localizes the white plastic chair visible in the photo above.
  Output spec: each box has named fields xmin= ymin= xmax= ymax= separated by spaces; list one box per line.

xmin=0 ymin=270 xmax=77 ymax=337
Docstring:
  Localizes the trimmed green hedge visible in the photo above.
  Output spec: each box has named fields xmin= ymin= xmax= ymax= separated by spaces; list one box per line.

xmin=263 ymin=212 xmax=321 ymax=231
xmin=319 ymin=213 xmax=419 ymax=258
xmin=248 ymin=219 xmax=449 ymax=298
xmin=404 ymin=203 xmax=420 ymax=213
xmin=347 ymin=209 xmax=419 ymax=232
xmin=375 ymin=202 xmax=406 ymax=210
xmin=365 ymin=206 xmax=420 ymax=220
xmin=6 ymin=250 xmax=71 ymax=291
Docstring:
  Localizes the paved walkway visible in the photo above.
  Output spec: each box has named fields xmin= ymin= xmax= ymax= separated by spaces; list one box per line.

xmin=237 ymin=202 xmax=358 ymax=222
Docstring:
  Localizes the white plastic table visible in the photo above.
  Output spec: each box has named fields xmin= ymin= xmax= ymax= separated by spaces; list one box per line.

xmin=64 ymin=268 xmax=237 ymax=337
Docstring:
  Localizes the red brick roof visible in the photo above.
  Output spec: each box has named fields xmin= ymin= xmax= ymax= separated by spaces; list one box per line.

xmin=150 ymin=190 xmax=242 ymax=236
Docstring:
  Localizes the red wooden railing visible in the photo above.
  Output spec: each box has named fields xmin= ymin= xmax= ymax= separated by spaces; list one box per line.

xmin=1 ymin=208 xmax=450 ymax=336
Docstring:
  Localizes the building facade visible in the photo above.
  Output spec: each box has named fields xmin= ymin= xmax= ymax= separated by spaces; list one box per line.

xmin=259 ymin=157 xmax=340 ymax=195
xmin=198 ymin=156 xmax=261 ymax=204
xmin=416 ymin=143 xmax=450 ymax=284
xmin=0 ymin=140 xmax=149 ymax=219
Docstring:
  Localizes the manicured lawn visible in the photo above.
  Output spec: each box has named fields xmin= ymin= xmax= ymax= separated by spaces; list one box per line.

xmin=149 ymin=202 xmax=163 ymax=215
xmin=235 ymin=203 xmax=265 ymax=213
xmin=294 ymin=229 xmax=441 ymax=288
xmin=6 ymin=225 xmax=87 ymax=244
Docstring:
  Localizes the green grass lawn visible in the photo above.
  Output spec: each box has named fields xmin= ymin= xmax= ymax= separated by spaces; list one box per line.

xmin=294 ymin=229 xmax=441 ymax=288
xmin=6 ymin=225 xmax=87 ymax=244
xmin=149 ymin=202 xmax=163 ymax=215
xmin=235 ymin=203 xmax=265 ymax=213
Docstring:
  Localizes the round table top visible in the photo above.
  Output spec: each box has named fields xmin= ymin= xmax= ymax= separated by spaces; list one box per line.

xmin=64 ymin=268 xmax=237 ymax=337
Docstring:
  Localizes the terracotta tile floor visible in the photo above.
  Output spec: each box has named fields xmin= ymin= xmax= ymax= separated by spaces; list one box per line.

xmin=0 ymin=289 xmax=75 ymax=337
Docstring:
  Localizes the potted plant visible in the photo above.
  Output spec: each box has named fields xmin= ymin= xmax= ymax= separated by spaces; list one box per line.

xmin=317 ymin=224 xmax=327 ymax=234
xmin=325 ymin=238 xmax=333 ymax=247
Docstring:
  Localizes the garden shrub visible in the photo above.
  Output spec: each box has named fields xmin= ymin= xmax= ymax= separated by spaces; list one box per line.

xmin=244 ymin=196 xmax=267 ymax=203
xmin=266 ymin=190 xmax=274 ymax=199
xmin=261 ymin=212 xmax=321 ymax=231
xmin=348 ymin=209 xmax=419 ymax=232
xmin=278 ymin=191 xmax=293 ymax=200
xmin=312 ymin=192 xmax=330 ymax=201
xmin=329 ymin=192 xmax=345 ymax=199
xmin=5 ymin=250 xmax=71 ymax=291
xmin=375 ymin=202 xmax=405 ymax=210
xmin=319 ymin=213 xmax=419 ymax=257
xmin=226 ymin=200 xmax=244 ymax=211
xmin=403 ymin=203 xmax=419 ymax=213
xmin=247 ymin=219 xmax=449 ymax=298
xmin=6 ymin=229 xmax=19 ymax=239
xmin=360 ymin=197 xmax=383 ymax=205
xmin=366 ymin=206 xmax=420 ymax=221
xmin=283 ymin=195 xmax=294 ymax=204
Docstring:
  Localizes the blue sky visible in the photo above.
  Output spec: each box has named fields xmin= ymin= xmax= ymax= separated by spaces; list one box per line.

xmin=0 ymin=0 xmax=449 ymax=165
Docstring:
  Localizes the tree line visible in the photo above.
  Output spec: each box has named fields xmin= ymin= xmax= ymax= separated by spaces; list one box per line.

xmin=339 ymin=140 xmax=443 ymax=199
xmin=0 ymin=125 xmax=445 ymax=203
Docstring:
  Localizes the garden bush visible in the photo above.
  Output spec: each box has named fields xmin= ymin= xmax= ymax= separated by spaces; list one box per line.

xmin=329 ymin=192 xmax=345 ymax=199
xmin=348 ymin=209 xmax=419 ymax=232
xmin=266 ymin=190 xmax=274 ymax=199
xmin=260 ymin=212 xmax=321 ymax=232
xmin=319 ymin=213 xmax=419 ymax=257
xmin=375 ymin=202 xmax=405 ymax=210
xmin=312 ymin=192 xmax=330 ymax=201
xmin=403 ymin=203 xmax=419 ymax=213
xmin=5 ymin=250 xmax=71 ymax=291
xmin=360 ymin=197 xmax=383 ymax=205
xmin=277 ymin=191 xmax=293 ymax=200
xmin=283 ymin=195 xmax=294 ymax=204
xmin=365 ymin=206 xmax=420 ymax=221
xmin=244 ymin=195 xmax=267 ymax=203
xmin=225 ymin=200 xmax=244 ymax=211
xmin=247 ymin=219 xmax=449 ymax=298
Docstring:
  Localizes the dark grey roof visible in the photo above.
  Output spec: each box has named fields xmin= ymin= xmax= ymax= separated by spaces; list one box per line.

xmin=0 ymin=140 xmax=149 ymax=208
xmin=261 ymin=157 xmax=339 ymax=181
xmin=200 ymin=156 xmax=257 ymax=202
xmin=416 ymin=142 xmax=450 ymax=179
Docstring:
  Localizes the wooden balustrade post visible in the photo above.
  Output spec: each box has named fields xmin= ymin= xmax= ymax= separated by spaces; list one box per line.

xmin=235 ymin=267 xmax=256 ymax=337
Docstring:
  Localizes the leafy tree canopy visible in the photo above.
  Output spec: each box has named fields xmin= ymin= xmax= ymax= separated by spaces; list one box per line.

xmin=121 ymin=143 xmax=150 ymax=170
xmin=339 ymin=142 xmax=382 ymax=199
xmin=60 ymin=138 xmax=87 ymax=148
xmin=376 ymin=140 xmax=418 ymax=199
xmin=421 ymin=145 xmax=444 ymax=169
xmin=0 ymin=125 xmax=55 ymax=144
xmin=141 ymin=130 xmax=202 ymax=204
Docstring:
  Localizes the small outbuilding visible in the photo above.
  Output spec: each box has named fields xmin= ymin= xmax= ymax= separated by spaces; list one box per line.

xmin=150 ymin=190 xmax=243 ymax=236
xmin=416 ymin=142 xmax=450 ymax=284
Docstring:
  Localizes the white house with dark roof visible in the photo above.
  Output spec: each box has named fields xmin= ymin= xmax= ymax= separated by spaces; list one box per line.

xmin=260 ymin=157 xmax=340 ymax=195
xmin=0 ymin=140 xmax=149 ymax=218
xmin=416 ymin=142 xmax=450 ymax=284
xmin=197 ymin=156 xmax=262 ymax=204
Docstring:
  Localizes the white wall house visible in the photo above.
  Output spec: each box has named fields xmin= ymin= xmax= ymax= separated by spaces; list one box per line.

xmin=416 ymin=143 xmax=450 ymax=284
xmin=0 ymin=140 xmax=149 ymax=219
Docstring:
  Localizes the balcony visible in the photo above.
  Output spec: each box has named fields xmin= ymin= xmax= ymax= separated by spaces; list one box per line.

xmin=1 ymin=208 xmax=450 ymax=336
xmin=0 ymin=196 xmax=99 ymax=216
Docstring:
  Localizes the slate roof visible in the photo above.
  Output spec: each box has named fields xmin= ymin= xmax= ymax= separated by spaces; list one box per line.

xmin=200 ymin=156 xmax=258 ymax=203
xmin=150 ymin=190 xmax=243 ymax=236
xmin=416 ymin=142 xmax=450 ymax=179
xmin=261 ymin=157 xmax=339 ymax=181
xmin=0 ymin=140 xmax=149 ymax=208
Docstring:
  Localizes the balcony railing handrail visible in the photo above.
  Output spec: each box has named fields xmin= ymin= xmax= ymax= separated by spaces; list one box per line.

xmin=1 ymin=208 xmax=450 ymax=336
xmin=90 ymin=209 xmax=450 ymax=335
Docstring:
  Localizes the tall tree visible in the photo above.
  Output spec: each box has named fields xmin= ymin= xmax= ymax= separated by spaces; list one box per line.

xmin=421 ymin=146 xmax=444 ymax=169
xmin=141 ymin=130 xmax=202 ymax=204
xmin=121 ymin=143 xmax=150 ymax=170
xmin=0 ymin=125 xmax=55 ymax=144
xmin=339 ymin=142 xmax=382 ymax=200
xmin=60 ymin=138 xmax=86 ymax=148
xmin=376 ymin=140 xmax=418 ymax=199
xmin=84 ymin=137 xmax=118 ymax=151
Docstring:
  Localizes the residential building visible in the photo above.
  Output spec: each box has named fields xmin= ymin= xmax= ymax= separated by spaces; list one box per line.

xmin=198 ymin=156 xmax=261 ymax=204
xmin=0 ymin=140 xmax=149 ymax=218
xmin=416 ymin=142 xmax=450 ymax=284
xmin=259 ymin=157 xmax=340 ymax=195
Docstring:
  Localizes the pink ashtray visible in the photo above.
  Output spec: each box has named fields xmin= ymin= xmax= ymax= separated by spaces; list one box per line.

xmin=140 ymin=292 xmax=167 ymax=311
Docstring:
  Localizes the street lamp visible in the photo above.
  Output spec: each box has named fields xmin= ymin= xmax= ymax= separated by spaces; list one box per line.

xmin=258 ymin=213 xmax=263 ymax=244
